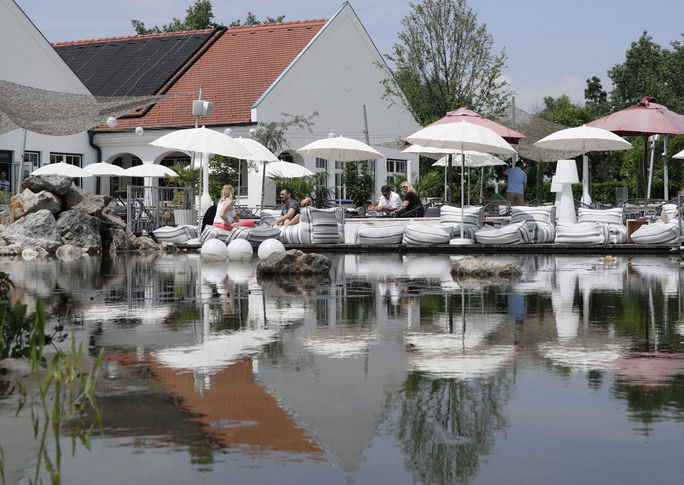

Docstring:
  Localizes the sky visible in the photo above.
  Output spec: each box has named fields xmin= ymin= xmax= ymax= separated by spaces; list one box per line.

xmin=15 ymin=0 xmax=684 ymax=113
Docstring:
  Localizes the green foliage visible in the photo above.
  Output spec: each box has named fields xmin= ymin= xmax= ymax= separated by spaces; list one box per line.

xmin=341 ymin=162 xmax=374 ymax=207
xmin=229 ymin=12 xmax=286 ymax=27
xmin=0 ymin=273 xmax=36 ymax=360
xmin=131 ymin=0 xmax=217 ymax=34
xmin=413 ymin=170 xmax=444 ymax=199
xmin=165 ymin=162 xmax=199 ymax=208
xmin=268 ymin=173 xmax=330 ymax=206
xmin=538 ymin=95 xmax=592 ymax=127
xmin=380 ymin=0 xmax=511 ymax=125
xmin=208 ymin=156 xmax=239 ymax=199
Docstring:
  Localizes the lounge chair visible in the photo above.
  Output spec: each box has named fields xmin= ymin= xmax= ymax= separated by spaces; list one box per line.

xmin=577 ymin=207 xmax=627 ymax=243
xmin=439 ymin=205 xmax=484 ymax=239
xmin=279 ymin=207 xmax=345 ymax=245
xmin=555 ymin=222 xmax=609 ymax=244
xmin=630 ymin=221 xmax=679 ymax=245
xmin=152 ymin=224 xmax=198 ymax=244
xmin=355 ymin=224 xmax=405 ymax=245
xmin=509 ymin=206 xmax=556 ymax=243
xmin=474 ymin=221 xmax=529 ymax=245
xmin=402 ymin=223 xmax=451 ymax=246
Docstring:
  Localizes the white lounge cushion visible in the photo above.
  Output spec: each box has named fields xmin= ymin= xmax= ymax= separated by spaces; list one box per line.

xmin=259 ymin=209 xmax=282 ymax=225
xmin=279 ymin=223 xmax=312 ymax=244
xmin=152 ymin=224 xmax=198 ymax=244
xmin=355 ymin=224 xmax=404 ymax=245
xmin=440 ymin=205 xmax=484 ymax=240
xmin=246 ymin=225 xmax=282 ymax=247
xmin=661 ymin=203 xmax=677 ymax=221
xmin=578 ymin=207 xmax=624 ymax=225
xmin=630 ymin=221 xmax=679 ymax=245
xmin=577 ymin=208 xmax=627 ymax=243
xmin=402 ymin=223 xmax=451 ymax=246
xmin=554 ymin=222 xmax=608 ymax=244
xmin=200 ymin=225 xmax=249 ymax=243
xmin=510 ymin=206 xmax=556 ymax=243
xmin=302 ymin=207 xmax=345 ymax=244
xmin=474 ymin=222 xmax=529 ymax=245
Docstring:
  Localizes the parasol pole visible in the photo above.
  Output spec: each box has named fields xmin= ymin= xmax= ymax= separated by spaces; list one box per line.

xmin=663 ymin=135 xmax=669 ymax=200
xmin=647 ymin=135 xmax=658 ymax=199
xmin=460 ymin=146 xmax=465 ymax=239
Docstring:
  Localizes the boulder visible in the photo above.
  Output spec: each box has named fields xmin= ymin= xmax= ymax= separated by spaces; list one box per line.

xmin=56 ymin=210 xmax=102 ymax=253
xmin=101 ymin=228 xmax=134 ymax=253
xmin=0 ymin=243 xmax=23 ymax=256
xmin=55 ymin=244 xmax=88 ymax=260
xmin=63 ymin=185 xmax=111 ymax=216
xmin=1 ymin=209 xmax=62 ymax=252
xmin=450 ymin=256 xmax=522 ymax=280
xmin=21 ymin=174 xmax=72 ymax=196
xmin=256 ymin=249 xmax=331 ymax=278
xmin=135 ymin=235 xmax=160 ymax=251
xmin=99 ymin=210 xmax=126 ymax=229
xmin=10 ymin=189 xmax=62 ymax=220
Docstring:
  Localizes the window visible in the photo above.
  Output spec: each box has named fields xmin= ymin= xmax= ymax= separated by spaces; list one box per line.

xmin=24 ymin=151 xmax=40 ymax=169
xmin=50 ymin=153 xmax=82 ymax=166
xmin=335 ymin=161 xmax=344 ymax=170
xmin=317 ymin=173 xmax=327 ymax=188
xmin=316 ymin=158 xmax=327 ymax=169
xmin=386 ymin=159 xmax=406 ymax=174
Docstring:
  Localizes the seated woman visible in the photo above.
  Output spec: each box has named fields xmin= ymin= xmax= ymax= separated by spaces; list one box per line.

xmin=395 ymin=182 xmax=424 ymax=217
xmin=213 ymin=184 xmax=238 ymax=230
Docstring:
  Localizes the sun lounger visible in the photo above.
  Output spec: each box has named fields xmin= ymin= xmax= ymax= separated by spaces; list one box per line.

xmin=474 ymin=221 xmax=529 ymax=244
xmin=510 ymin=206 xmax=556 ymax=243
xmin=279 ymin=207 xmax=345 ymax=245
xmin=355 ymin=224 xmax=405 ymax=245
xmin=439 ymin=205 xmax=484 ymax=239
xmin=555 ymin=222 xmax=609 ymax=244
xmin=577 ymin=207 xmax=627 ymax=243
xmin=629 ymin=221 xmax=679 ymax=245
xmin=152 ymin=224 xmax=198 ymax=244
xmin=402 ymin=223 xmax=451 ymax=246
xmin=200 ymin=225 xmax=249 ymax=243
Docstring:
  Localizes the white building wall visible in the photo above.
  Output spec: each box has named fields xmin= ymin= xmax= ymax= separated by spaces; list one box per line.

xmin=251 ymin=3 xmax=420 ymax=207
xmin=0 ymin=0 xmax=95 ymax=194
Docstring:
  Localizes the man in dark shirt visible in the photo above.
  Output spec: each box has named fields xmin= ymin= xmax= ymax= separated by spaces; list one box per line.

xmin=396 ymin=182 xmax=424 ymax=217
xmin=271 ymin=187 xmax=300 ymax=226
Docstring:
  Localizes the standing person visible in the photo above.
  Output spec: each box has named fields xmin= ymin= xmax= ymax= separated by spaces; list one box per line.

xmin=271 ymin=187 xmax=300 ymax=226
xmin=213 ymin=184 xmax=238 ymax=230
xmin=505 ymin=160 xmax=527 ymax=206
xmin=376 ymin=184 xmax=402 ymax=214
xmin=396 ymin=182 xmax=424 ymax=217
xmin=0 ymin=172 xmax=9 ymax=195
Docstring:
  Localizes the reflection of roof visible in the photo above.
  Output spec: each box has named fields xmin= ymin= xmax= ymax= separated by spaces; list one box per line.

xmin=113 ymin=352 xmax=324 ymax=457
xmin=151 ymin=358 xmax=323 ymax=455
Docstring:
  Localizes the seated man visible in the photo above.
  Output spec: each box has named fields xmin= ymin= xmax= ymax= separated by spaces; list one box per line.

xmin=485 ymin=187 xmax=505 ymax=201
xmin=271 ymin=187 xmax=300 ymax=226
xmin=376 ymin=184 xmax=402 ymax=215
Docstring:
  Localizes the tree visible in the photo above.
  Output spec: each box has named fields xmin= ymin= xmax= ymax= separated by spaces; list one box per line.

xmin=131 ymin=0 xmax=217 ymax=34
xmin=229 ymin=12 xmax=286 ymax=27
xmin=380 ymin=0 xmax=511 ymax=125
xmin=608 ymin=32 xmax=670 ymax=111
xmin=584 ymin=76 xmax=610 ymax=118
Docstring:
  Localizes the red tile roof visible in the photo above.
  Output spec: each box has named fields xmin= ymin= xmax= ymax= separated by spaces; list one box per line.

xmin=94 ymin=20 xmax=327 ymax=130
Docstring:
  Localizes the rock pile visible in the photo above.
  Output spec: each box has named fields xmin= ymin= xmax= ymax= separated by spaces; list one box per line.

xmin=450 ymin=256 xmax=522 ymax=280
xmin=0 ymin=174 xmax=135 ymax=257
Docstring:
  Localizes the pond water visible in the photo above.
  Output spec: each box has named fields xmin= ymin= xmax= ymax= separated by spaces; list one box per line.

xmin=2 ymin=252 xmax=684 ymax=484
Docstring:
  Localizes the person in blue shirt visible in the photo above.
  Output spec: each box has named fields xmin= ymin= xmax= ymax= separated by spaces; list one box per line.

xmin=505 ymin=161 xmax=527 ymax=206
xmin=0 ymin=172 xmax=9 ymax=195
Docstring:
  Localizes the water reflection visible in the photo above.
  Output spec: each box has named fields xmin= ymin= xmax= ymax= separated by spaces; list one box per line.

xmin=3 ymin=253 xmax=684 ymax=484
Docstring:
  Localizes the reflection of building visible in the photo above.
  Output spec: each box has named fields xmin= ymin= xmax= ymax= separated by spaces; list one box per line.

xmin=104 ymin=351 xmax=323 ymax=458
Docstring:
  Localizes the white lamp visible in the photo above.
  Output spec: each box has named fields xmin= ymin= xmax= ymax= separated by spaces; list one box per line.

xmin=554 ymin=160 xmax=579 ymax=224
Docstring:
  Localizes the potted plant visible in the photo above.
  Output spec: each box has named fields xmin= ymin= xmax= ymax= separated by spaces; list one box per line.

xmin=165 ymin=162 xmax=200 ymax=226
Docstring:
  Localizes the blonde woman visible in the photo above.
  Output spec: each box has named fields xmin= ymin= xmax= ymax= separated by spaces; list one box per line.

xmin=213 ymin=184 xmax=238 ymax=230
xmin=396 ymin=182 xmax=424 ymax=217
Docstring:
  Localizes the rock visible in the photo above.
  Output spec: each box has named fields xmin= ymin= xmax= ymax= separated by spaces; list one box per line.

xmin=160 ymin=241 xmax=178 ymax=252
xmin=0 ymin=209 xmax=11 ymax=226
xmin=63 ymin=185 xmax=111 ymax=216
xmin=10 ymin=189 xmax=62 ymax=220
xmin=21 ymin=247 xmax=49 ymax=260
xmin=0 ymin=243 xmax=23 ymax=256
xmin=99 ymin=210 xmax=126 ymax=229
xmin=56 ymin=210 xmax=102 ymax=252
xmin=101 ymin=228 xmax=134 ymax=253
xmin=135 ymin=235 xmax=160 ymax=251
xmin=256 ymin=249 xmax=331 ymax=278
xmin=55 ymin=244 xmax=88 ymax=260
xmin=1 ymin=209 xmax=62 ymax=252
xmin=450 ymin=257 xmax=522 ymax=280
xmin=21 ymin=174 xmax=72 ymax=196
